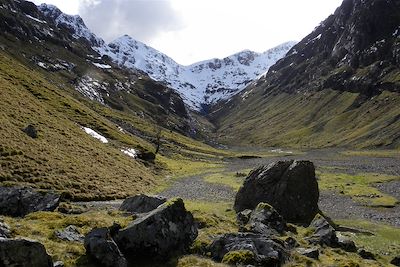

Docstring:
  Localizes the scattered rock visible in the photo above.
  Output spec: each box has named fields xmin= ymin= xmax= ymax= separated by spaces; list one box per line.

xmin=358 ymin=249 xmax=375 ymax=260
xmin=119 ymin=194 xmax=166 ymax=213
xmin=0 ymin=238 xmax=53 ymax=267
xmin=55 ymin=225 xmax=84 ymax=242
xmin=22 ymin=124 xmax=38 ymax=138
xmin=296 ymin=247 xmax=319 ymax=259
xmin=0 ymin=186 xmax=60 ymax=217
xmin=307 ymin=214 xmax=338 ymax=247
xmin=337 ymin=233 xmax=357 ymax=252
xmin=137 ymin=151 xmax=156 ymax=162
xmin=391 ymin=256 xmax=400 ymax=266
xmin=0 ymin=219 xmax=11 ymax=238
xmin=209 ymin=232 xmax=288 ymax=266
xmin=234 ymin=160 xmax=319 ymax=225
xmin=84 ymin=226 xmax=127 ymax=267
xmin=245 ymin=203 xmax=287 ymax=235
xmin=115 ymin=198 xmax=197 ymax=261
xmin=284 ymin=237 xmax=299 ymax=249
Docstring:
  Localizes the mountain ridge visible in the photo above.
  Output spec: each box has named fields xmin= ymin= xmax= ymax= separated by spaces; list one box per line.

xmin=37 ymin=3 xmax=295 ymax=111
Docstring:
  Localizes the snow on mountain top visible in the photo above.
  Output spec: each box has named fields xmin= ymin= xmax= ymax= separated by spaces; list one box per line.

xmin=37 ymin=4 xmax=296 ymax=111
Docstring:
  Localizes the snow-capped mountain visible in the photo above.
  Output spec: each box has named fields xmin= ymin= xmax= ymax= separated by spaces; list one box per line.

xmin=38 ymin=4 xmax=295 ymax=111
xmin=99 ymin=36 xmax=295 ymax=110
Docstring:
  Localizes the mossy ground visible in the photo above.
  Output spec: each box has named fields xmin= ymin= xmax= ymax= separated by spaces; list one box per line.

xmin=318 ymin=171 xmax=399 ymax=207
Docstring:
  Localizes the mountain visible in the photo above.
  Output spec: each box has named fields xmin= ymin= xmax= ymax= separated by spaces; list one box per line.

xmin=36 ymin=4 xmax=294 ymax=111
xmin=211 ymin=0 xmax=400 ymax=149
xmin=99 ymin=36 xmax=295 ymax=110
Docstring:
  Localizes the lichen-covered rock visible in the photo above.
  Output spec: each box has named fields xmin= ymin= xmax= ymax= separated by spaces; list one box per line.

xmin=245 ymin=203 xmax=288 ymax=236
xmin=119 ymin=194 xmax=166 ymax=213
xmin=0 ymin=186 xmax=60 ymax=217
xmin=234 ymin=160 xmax=319 ymax=225
xmin=55 ymin=225 xmax=84 ymax=242
xmin=0 ymin=238 xmax=53 ymax=267
xmin=209 ymin=232 xmax=288 ymax=266
xmin=84 ymin=226 xmax=127 ymax=267
xmin=295 ymin=247 xmax=319 ymax=259
xmin=337 ymin=233 xmax=357 ymax=252
xmin=0 ymin=219 xmax=11 ymax=238
xmin=115 ymin=198 xmax=197 ymax=260
xmin=307 ymin=214 xmax=338 ymax=247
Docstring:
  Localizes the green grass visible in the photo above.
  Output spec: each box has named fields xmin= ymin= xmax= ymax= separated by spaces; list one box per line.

xmin=342 ymin=150 xmax=400 ymax=158
xmin=338 ymin=219 xmax=400 ymax=262
xmin=214 ymin=88 xmax=400 ymax=149
xmin=3 ymin=211 xmax=132 ymax=267
xmin=318 ymin=172 xmax=399 ymax=207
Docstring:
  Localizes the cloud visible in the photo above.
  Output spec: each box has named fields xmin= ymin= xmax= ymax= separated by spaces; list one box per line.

xmin=78 ymin=0 xmax=185 ymax=43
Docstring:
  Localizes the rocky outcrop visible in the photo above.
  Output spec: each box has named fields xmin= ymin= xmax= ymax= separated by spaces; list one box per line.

xmin=209 ymin=232 xmax=288 ymax=267
xmin=119 ymin=194 xmax=166 ymax=213
xmin=115 ymin=198 xmax=197 ymax=260
xmin=0 ymin=186 xmax=60 ymax=217
xmin=22 ymin=124 xmax=38 ymax=138
xmin=84 ymin=225 xmax=127 ymax=267
xmin=84 ymin=197 xmax=197 ymax=265
xmin=234 ymin=160 xmax=319 ymax=225
xmin=0 ymin=238 xmax=53 ymax=267
xmin=307 ymin=214 xmax=338 ymax=247
xmin=244 ymin=203 xmax=288 ymax=236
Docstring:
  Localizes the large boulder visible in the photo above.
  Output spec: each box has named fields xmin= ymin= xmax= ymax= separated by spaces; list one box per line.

xmin=234 ymin=160 xmax=319 ymax=225
xmin=0 ymin=238 xmax=53 ymax=267
xmin=84 ymin=225 xmax=127 ymax=267
xmin=0 ymin=186 xmax=60 ymax=217
xmin=209 ymin=232 xmax=288 ymax=266
xmin=119 ymin=194 xmax=166 ymax=213
xmin=114 ymin=198 xmax=197 ymax=261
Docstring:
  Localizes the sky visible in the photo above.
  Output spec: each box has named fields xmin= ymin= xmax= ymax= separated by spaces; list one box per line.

xmin=31 ymin=0 xmax=343 ymax=65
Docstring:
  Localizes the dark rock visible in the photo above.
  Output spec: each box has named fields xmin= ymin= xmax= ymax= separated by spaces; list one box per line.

xmin=209 ymin=232 xmax=288 ymax=266
xmin=234 ymin=160 xmax=319 ymax=225
xmin=55 ymin=225 xmax=84 ymax=242
xmin=358 ymin=249 xmax=375 ymax=260
xmin=337 ymin=234 xmax=357 ymax=252
xmin=307 ymin=214 xmax=338 ymax=247
xmin=296 ymin=247 xmax=319 ymax=259
xmin=84 ymin=227 xmax=127 ymax=267
xmin=22 ymin=124 xmax=38 ymax=138
xmin=115 ymin=198 xmax=197 ymax=261
xmin=237 ymin=209 xmax=252 ymax=227
xmin=0 ymin=219 xmax=11 ymax=238
xmin=0 ymin=238 xmax=53 ymax=267
xmin=245 ymin=203 xmax=287 ymax=236
xmin=119 ymin=194 xmax=166 ymax=213
xmin=391 ymin=256 xmax=400 ymax=266
xmin=0 ymin=186 xmax=60 ymax=217
xmin=137 ymin=151 xmax=156 ymax=162
xmin=284 ymin=237 xmax=299 ymax=249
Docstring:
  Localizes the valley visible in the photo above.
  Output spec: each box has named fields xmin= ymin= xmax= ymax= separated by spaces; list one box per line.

xmin=0 ymin=0 xmax=399 ymax=266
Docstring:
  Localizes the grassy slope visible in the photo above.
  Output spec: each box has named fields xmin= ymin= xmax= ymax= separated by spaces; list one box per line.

xmin=0 ymin=50 xmax=229 ymax=200
xmin=215 ymin=88 xmax=400 ymax=149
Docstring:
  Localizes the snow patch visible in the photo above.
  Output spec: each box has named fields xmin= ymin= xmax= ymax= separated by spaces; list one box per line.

xmin=270 ymin=149 xmax=293 ymax=154
xmin=76 ymin=76 xmax=106 ymax=103
xmin=93 ymin=62 xmax=112 ymax=69
xmin=121 ymin=148 xmax=137 ymax=159
xmin=25 ymin=14 xmax=47 ymax=24
xmin=82 ymin=127 xmax=108 ymax=143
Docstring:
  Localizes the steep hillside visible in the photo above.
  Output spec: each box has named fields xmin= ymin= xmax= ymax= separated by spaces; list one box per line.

xmin=99 ymin=35 xmax=295 ymax=110
xmin=212 ymin=0 xmax=400 ymax=149
xmin=0 ymin=0 xmax=227 ymax=200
